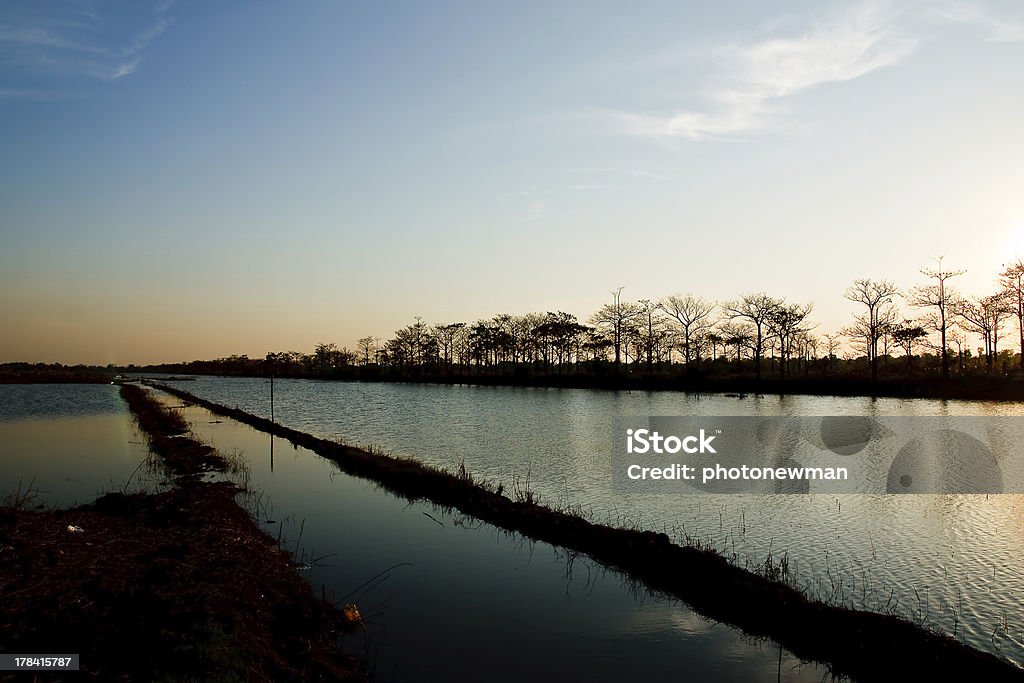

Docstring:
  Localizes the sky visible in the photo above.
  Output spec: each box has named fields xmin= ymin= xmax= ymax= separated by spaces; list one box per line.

xmin=2 ymin=0 xmax=1024 ymax=365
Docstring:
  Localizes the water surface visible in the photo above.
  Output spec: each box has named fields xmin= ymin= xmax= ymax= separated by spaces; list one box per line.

xmin=166 ymin=391 xmax=839 ymax=682
xmin=155 ymin=375 xmax=1024 ymax=665
xmin=0 ymin=384 xmax=156 ymax=506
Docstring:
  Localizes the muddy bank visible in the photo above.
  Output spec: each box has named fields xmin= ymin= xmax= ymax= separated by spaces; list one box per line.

xmin=120 ymin=383 xmax=227 ymax=477
xmin=0 ymin=386 xmax=364 ymax=681
xmin=150 ymin=380 xmax=1024 ymax=682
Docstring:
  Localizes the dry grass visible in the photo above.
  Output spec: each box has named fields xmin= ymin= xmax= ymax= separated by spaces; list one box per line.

xmin=0 ymin=382 xmax=364 ymax=682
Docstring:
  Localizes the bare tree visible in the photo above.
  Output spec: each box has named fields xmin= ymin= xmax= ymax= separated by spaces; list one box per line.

xmin=659 ymin=294 xmax=715 ymax=367
xmin=722 ymin=293 xmax=782 ymax=380
xmin=589 ymin=288 xmax=644 ymax=369
xmin=999 ymin=260 xmax=1024 ymax=368
xmin=635 ymin=299 xmax=673 ymax=372
xmin=840 ymin=317 xmax=872 ymax=365
xmin=984 ymin=293 xmax=1013 ymax=367
xmin=433 ymin=323 xmax=466 ymax=367
xmin=910 ymin=258 xmax=964 ymax=379
xmin=954 ymin=296 xmax=1010 ymax=370
xmin=767 ymin=302 xmax=814 ymax=378
xmin=823 ymin=332 xmax=843 ymax=360
xmin=822 ymin=332 xmax=843 ymax=374
xmin=844 ymin=278 xmax=900 ymax=381
xmin=357 ymin=336 xmax=376 ymax=366
xmin=801 ymin=333 xmax=820 ymax=374
xmin=948 ymin=328 xmax=967 ymax=373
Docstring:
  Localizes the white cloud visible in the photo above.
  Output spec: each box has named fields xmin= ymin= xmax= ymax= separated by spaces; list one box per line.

xmin=628 ymin=170 xmax=672 ymax=181
xmin=601 ymin=0 xmax=918 ymax=141
xmin=106 ymin=58 xmax=142 ymax=80
xmin=577 ymin=1 xmax=1024 ymax=144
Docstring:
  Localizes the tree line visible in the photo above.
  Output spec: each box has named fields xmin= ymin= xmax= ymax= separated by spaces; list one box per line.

xmin=168 ymin=258 xmax=1024 ymax=384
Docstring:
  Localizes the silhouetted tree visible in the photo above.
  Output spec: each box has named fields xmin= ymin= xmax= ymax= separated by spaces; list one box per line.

xmin=532 ymin=312 xmax=587 ymax=372
xmin=705 ymin=331 xmax=725 ymax=361
xmin=313 ymin=343 xmax=352 ymax=371
xmin=910 ymin=258 xmax=964 ymax=379
xmin=388 ymin=318 xmax=434 ymax=369
xmin=844 ymin=278 xmax=900 ymax=381
xmin=891 ymin=321 xmax=927 ymax=375
xmin=582 ymin=329 xmax=613 ymax=362
xmin=357 ymin=337 xmax=375 ymax=366
xmin=823 ymin=333 xmax=843 ymax=374
xmin=589 ymin=288 xmax=644 ymax=369
xmin=660 ymin=293 xmax=715 ymax=367
xmin=954 ymin=296 xmax=1011 ymax=370
xmin=433 ymin=323 xmax=466 ymax=367
xmin=999 ymin=260 xmax=1024 ymax=368
xmin=718 ymin=321 xmax=754 ymax=365
xmin=767 ymin=302 xmax=814 ymax=378
xmin=723 ymin=293 xmax=782 ymax=380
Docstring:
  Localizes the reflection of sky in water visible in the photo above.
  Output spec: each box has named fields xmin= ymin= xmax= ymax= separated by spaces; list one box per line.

xmin=154 ymin=375 xmax=1024 ymax=666
xmin=0 ymin=383 xmax=123 ymax=421
xmin=167 ymin=394 xmax=835 ymax=682
xmin=0 ymin=384 xmax=160 ymax=507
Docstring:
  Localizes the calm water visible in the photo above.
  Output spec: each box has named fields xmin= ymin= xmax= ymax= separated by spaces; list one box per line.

xmin=157 ymin=391 xmax=837 ymax=682
xmin=154 ymin=375 xmax=1024 ymax=666
xmin=0 ymin=384 xmax=157 ymax=506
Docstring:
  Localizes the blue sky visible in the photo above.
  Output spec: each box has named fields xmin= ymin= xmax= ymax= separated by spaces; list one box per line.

xmin=2 ymin=1 xmax=1024 ymax=363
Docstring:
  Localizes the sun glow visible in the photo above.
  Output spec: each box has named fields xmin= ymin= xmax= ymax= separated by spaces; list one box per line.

xmin=1011 ymin=222 xmax=1024 ymax=261
xmin=995 ymin=217 xmax=1024 ymax=269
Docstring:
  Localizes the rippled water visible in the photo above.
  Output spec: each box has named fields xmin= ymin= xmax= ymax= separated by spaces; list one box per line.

xmin=162 ymin=391 xmax=838 ymax=682
xmin=157 ymin=375 xmax=1024 ymax=665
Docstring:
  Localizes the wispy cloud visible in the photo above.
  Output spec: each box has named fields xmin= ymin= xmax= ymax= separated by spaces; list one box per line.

xmin=573 ymin=1 xmax=1024 ymax=144
xmin=0 ymin=1 xmax=175 ymax=90
xmin=628 ymin=169 xmax=672 ymax=181
xmin=934 ymin=2 xmax=1024 ymax=42
xmin=601 ymin=0 xmax=918 ymax=142
xmin=0 ymin=25 xmax=101 ymax=52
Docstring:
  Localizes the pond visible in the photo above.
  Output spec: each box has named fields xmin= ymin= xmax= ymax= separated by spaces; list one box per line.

xmin=0 ymin=384 xmax=157 ymax=507
xmin=153 ymin=375 xmax=1024 ymax=665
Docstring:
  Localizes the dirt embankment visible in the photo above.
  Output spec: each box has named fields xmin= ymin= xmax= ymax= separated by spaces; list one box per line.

xmin=0 ymin=384 xmax=364 ymax=682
